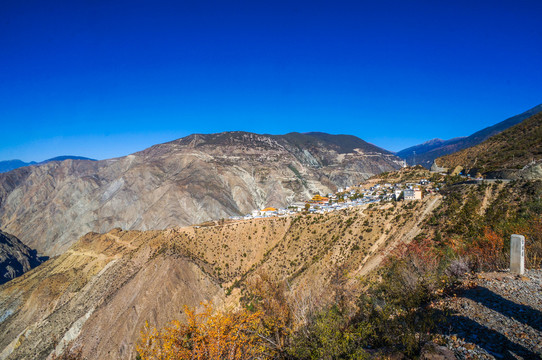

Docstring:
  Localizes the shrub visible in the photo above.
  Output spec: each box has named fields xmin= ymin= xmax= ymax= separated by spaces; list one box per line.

xmin=510 ymin=216 xmax=542 ymax=268
xmin=468 ymin=228 xmax=506 ymax=271
xmin=243 ymin=274 xmax=294 ymax=357
xmin=137 ymin=303 xmax=270 ymax=360
xmin=354 ymin=238 xmax=445 ymax=356
xmin=444 ymin=257 xmax=470 ymax=280
xmin=288 ymin=305 xmax=369 ymax=360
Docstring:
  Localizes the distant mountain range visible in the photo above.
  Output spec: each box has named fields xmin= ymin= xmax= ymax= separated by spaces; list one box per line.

xmin=0 ymin=156 xmax=96 ymax=173
xmin=397 ymin=104 xmax=542 ymax=168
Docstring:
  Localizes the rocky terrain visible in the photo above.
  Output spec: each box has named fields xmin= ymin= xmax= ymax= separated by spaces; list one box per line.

xmin=0 ymin=194 xmax=439 ymax=360
xmin=0 ymin=131 xmax=402 ymax=256
xmin=0 ymin=231 xmax=43 ymax=285
xmin=439 ymin=270 xmax=542 ymax=359
xmin=397 ymin=103 xmax=542 ymax=168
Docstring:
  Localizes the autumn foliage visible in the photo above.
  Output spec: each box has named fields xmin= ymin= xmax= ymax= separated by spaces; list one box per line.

xmin=136 ymin=303 xmax=269 ymax=360
xmin=468 ymin=228 xmax=505 ymax=271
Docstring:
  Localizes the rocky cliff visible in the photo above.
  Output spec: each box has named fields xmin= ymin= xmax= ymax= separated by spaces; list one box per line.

xmin=0 ymin=131 xmax=402 ymax=256
xmin=0 ymin=231 xmax=43 ymax=285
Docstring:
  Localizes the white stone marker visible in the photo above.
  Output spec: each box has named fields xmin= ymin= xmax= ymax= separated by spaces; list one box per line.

xmin=510 ymin=234 xmax=525 ymax=274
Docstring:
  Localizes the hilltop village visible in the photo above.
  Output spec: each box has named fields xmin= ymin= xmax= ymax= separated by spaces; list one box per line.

xmin=230 ymin=177 xmax=437 ymax=221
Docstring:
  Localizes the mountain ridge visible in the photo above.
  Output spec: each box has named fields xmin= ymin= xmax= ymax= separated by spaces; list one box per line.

xmin=0 ymin=156 xmax=96 ymax=173
xmin=0 ymin=230 xmax=44 ymax=285
xmin=397 ymin=103 xmax=542 ymax=167
xmin=436 ymin=110 xmax=542 ymax=178
xmin=0 ymin=131 xmax=402 ymax=256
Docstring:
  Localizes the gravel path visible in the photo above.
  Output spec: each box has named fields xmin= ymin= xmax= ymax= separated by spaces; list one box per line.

xmin=439 ymin=270 xmax=542 ymax=359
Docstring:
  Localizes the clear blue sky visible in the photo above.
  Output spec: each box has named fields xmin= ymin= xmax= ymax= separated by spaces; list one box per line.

xmin=1 ymin=0 xmax=541 ymax=161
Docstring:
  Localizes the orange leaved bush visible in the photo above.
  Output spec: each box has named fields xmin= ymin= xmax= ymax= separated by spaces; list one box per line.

xmin=136 ymin=303 xmax=269 ymax=360
xmin=389 ymin=237 xmax=441 ymax=282
xmin=469 ymin=227 xmax=505 ymax=271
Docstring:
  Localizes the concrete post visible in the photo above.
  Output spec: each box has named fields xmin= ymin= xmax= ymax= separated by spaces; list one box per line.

xmin=510 ymin=234 xmax=525 ymax=274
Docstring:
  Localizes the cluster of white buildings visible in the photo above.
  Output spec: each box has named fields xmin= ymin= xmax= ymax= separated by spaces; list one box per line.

xmin=229 ymin=179 xmax=433 ymax=221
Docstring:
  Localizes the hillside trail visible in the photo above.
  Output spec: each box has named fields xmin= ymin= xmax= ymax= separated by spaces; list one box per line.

xmin=478 ymin=182 xmax=502 ymax=216
xmin=348 ymin=195 xmax=441 ymax=282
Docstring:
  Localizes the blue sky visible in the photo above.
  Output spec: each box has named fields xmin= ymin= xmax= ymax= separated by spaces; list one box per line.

xmin=1 ymin=0 xmax=541 ymax=161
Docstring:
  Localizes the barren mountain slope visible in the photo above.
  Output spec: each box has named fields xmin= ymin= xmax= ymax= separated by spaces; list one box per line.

xmin=0 ymin=131 xmax=402 ymax=256
xmin=0 ymin=194 xmax=439 ymax=360
xmin=0 ymin=229 xmax=225 ymax=360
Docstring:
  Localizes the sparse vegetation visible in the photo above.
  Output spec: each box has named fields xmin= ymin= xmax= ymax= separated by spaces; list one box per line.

xmin=137 ymin=175 xmax=541 ymax=359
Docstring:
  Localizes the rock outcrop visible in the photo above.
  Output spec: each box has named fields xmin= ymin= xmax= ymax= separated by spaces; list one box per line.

xmin=0 ymin=231 xmax=43 ymax=285
xmin=0 ymin=131 xmax=402 ymax=256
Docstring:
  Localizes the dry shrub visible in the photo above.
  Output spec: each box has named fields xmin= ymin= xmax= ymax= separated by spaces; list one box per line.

xmin=387 ymin=237 xmax=442 ymax=291
xmin=444 ymin=257 xmax=470 ymax=279
xmin=355 ymin=238 xmax=446 ymax=356
xmin=468 ymin=228 xmax=506 ymax=271
xmin=511 ymin=217 xmax=542 ymax=268
xmin=450 ymin=219 xmax=542 ymax=271
xmin=244 ymin=274 xmax=294 ymax=356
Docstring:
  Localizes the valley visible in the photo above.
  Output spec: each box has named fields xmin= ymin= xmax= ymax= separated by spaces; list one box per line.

xmin=0 ymin=109 xmax=541 ymax=359
xmin=2 ymin=2 xmax=541 ymax=358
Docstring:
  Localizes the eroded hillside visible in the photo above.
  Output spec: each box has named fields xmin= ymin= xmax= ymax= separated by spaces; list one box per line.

xmin=0 ymin=194 xmax=439 ymax=360
xmin=0 ymin=131 xmax=402 ymax=256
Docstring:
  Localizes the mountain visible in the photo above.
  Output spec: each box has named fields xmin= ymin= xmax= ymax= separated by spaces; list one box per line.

xmin=397 ymin=104 xmax=542 ymax=167
xmin=436 ymin=110 xmax=542 ymax=179
xmin=0 ymin=131 xmax=403 ymax=256
xmin=0 ymin=230 xmax=44 ymax=285
xmin=396 ymin=137 xmax=464 ymax=162
xmin=40 ymin=155 xmax=96 ymax=163
xmin=0 ymin=160 xmax=37 ymax=173
xmin=0 ymin=194 xmax=439 ymax=360
xmin=0 ymin=156 xmax=96 ymax=173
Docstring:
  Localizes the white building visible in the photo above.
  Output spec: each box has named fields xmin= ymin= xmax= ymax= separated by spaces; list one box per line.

xmin=404 ymin=188 xmax=422 ymax=201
